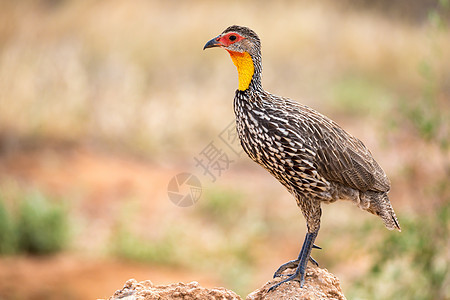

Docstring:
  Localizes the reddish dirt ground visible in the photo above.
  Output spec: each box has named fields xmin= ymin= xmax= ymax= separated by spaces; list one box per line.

xmin=0 ymin=137 xmax=445 ymax=299
xmin=0 ymin=255 xmax=221 ymax=300
xmin=0 ymin=145 xmax=224 ymax=300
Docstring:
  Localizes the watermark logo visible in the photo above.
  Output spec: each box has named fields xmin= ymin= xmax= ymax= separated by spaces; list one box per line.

xmin=167 ymin=173 xmax=202 ymax=207
xmin=168 ymin=120 xmax=243 ymax=207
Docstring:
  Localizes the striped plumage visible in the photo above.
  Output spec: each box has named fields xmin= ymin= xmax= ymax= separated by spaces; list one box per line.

xmin=204 ymin=25 xmax=400 ymax=291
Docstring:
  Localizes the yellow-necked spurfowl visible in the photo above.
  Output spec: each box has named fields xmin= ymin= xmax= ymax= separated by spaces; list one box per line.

xmin=204 ymin=25 xmax=400 ymax=291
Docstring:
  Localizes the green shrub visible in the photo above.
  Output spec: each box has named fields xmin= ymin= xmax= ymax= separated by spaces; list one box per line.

xmin=348 ymin=202 xmax=450 ymax=300
xmin=16 ymin=192 xmax=69 ymax=254
xmin=0 ymin=200 xmax=17 ymax=254
xmin=0 ymin=189 xmax=69 ymax=255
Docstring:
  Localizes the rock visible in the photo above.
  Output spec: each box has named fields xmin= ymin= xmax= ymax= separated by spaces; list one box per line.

xmin=246 ymin=266 xmax=346 ymax=300
xmin=106 ymin=278 xmax=242 ymax=300
xmin=104 ymin=266 xmax=345 ymax=300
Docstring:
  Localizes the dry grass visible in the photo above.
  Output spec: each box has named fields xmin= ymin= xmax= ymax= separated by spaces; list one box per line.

xmin=1 ymin=0 xmax=449 ymax=156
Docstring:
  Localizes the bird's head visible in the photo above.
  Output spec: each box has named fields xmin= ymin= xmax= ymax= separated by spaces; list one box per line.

xmin=204 ymin=25 xmax=261 ymax=91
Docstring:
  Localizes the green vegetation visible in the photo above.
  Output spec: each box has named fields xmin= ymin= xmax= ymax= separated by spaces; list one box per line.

xmin=348 ymin=202 xmax=450 ymax=300
xmin=0 ymin=190 xmax=69 ymax=255
xmin=195 ymin=188 xmax=260 ymax=294
xmin=395 ymin=0 xmax=449 ymax=150
xmin=396 ymin=58 xmax=449 ymax=149
xmin=110 ymin=209 xmax=184 ymax=267
xmin=111 ymin=226 xmax=183 ymax=266
xmin=0 ymin=200 xmax=17 ymax=254
xmin=110 ymin=188 xmax=263 ymax=296
xmin=347 ymin=5 xmax=450 ymax=298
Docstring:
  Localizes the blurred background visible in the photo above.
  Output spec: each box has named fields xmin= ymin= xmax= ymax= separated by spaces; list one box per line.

xmin=0 ymin=0 xmax=449 ymax=299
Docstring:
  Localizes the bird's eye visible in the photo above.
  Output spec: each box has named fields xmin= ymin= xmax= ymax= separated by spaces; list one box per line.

xmin=229 ymin=35 xmax=237 ymax=41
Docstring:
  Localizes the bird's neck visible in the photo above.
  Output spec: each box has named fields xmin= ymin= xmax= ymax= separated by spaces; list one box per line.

xmin=227 ymin=50 xmax=262 ymax=92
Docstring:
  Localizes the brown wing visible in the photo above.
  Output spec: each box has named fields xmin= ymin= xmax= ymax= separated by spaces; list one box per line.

xmin=295 ymin=105 xmax=390 ymax=193
xmin=314 ymin=123 xmax=390 ymax=192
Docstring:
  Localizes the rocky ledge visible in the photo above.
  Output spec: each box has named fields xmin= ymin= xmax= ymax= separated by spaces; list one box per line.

xmin=105 ymin=266 xmax=346 ymax=300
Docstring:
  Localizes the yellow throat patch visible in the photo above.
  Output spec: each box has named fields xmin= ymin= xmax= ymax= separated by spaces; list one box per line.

xmin=227 ymin=51 xmax=255 ymax=91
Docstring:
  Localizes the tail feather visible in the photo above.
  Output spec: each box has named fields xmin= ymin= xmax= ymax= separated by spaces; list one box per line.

xmin=363 ymin=191 xmax=401 ymax=232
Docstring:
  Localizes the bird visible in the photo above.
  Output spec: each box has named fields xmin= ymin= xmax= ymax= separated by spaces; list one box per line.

xmin=203 ymin=25 xmax=401 ymax=292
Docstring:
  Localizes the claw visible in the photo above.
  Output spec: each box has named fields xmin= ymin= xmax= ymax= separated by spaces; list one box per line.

xmin=273 ymin=256 xmax=319 ymax=278
xmin=309 ymin=256 xmax=319 ymax=267
xmin=273 ymin=242 xmax=321 ymax=278
xmin=273 ymin=259 xmax=298 ymax=278
xmin=268 ymin=269 xmax=304 ymax=292
xmin=269 ymin=231 xmax=318 ymax=292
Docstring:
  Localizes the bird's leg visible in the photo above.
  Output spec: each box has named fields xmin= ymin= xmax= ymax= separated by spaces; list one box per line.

xmin=269 ymin=230 xmax=318 ymax=292
xmin=272 ymin=243 xmax=321 ymax=277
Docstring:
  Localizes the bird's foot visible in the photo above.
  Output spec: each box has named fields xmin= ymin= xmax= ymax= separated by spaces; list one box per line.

xmin=268 ymin=264 xmax=305 ymax=292
xmin=272 ymin=256 xmax=319 ymax=278
xmin=268 ymin=231 xmax=319 ymax=292
xmin=273 ymin=259 xmax=299 ymax=278
xmin=272 ymin=244 xmax=321 ymax=278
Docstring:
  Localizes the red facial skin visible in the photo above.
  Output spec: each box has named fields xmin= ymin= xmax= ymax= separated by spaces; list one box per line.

xmin=216 ymin=32 xmax=245 ymax=47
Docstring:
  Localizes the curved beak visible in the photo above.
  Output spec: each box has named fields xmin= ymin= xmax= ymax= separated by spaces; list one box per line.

xmin=203 ymin=35 xmax=222 ymax=50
